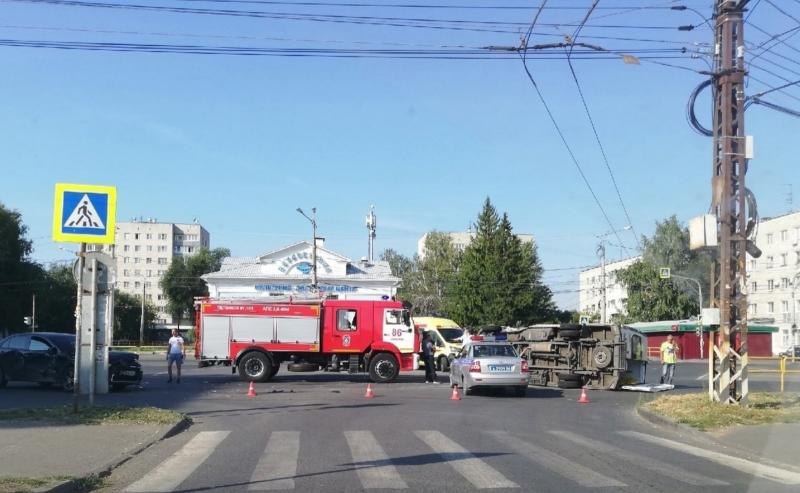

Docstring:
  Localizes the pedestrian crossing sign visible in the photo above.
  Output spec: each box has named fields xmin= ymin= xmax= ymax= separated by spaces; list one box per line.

xmin=52 ymin=183 xmax=117 ymax=244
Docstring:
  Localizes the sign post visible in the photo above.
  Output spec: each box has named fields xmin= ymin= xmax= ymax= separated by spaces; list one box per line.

xmin=53 ymin=183 xmax=117 ymax=410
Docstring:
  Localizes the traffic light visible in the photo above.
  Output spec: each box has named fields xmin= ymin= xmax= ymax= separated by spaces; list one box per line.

xmin=23 ymin=316 xmax=32 ymax=326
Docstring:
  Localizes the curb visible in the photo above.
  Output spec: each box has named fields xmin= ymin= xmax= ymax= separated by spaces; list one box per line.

xmin=37 ymin=418 xmax=192 ymax=493
xmin=635 ymin=403 xmax=698 ymax=434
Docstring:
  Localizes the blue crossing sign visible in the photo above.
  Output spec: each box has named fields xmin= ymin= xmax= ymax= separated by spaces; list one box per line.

xmin=52 ymin=183 xmax=117 ymax=244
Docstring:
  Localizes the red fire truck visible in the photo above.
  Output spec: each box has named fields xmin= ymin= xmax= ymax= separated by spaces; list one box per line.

xmin=194 ymin=298 xmax=419 ymax=383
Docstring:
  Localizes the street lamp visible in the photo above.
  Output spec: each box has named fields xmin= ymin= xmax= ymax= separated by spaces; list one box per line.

xmin=661 ymin=268 xmax=705 ymax=357
xmin=296 ymin=207 xmax=318 ymax=289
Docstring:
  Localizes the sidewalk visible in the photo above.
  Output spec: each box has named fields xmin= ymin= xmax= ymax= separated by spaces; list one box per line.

xmin=0 ymin=418 xmax=187 ymax=492
xmin=710 ymin=422 xmax=800 ymax=469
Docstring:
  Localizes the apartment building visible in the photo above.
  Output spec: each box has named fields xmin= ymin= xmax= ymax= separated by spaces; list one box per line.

xmin=579 ymin=256 xmax=641 ymax=322
xmin=91 ymin=219 xmax=210 ymax=329
xmin=746 ymin=211 xmax=800 ymax=353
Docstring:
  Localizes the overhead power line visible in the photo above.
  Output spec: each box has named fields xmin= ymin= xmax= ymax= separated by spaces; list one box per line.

xmin=518 ymin=0 xmax=630 ymax=255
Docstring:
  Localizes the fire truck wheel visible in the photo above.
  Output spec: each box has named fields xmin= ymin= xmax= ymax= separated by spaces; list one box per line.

xmin=368 ymin=353 xmax=399 ymax=383
xmin=238 ymin=352 xmax=273 ymax=383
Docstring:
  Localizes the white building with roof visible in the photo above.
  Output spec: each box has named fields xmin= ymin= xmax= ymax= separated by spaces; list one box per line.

xmin=202 ymin=240 xmax=399 ymax=300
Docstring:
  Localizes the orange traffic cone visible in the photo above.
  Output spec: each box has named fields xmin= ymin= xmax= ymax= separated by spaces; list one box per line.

xmin=364 ymin=383 xmax=375 ymax=399
xmin=247 ymin=381 xmax=257 ymax=398
xmin=578 ymin=387 xmax=590 ymax=404
xmin=450 ymin=385 xmax=461 ymax=401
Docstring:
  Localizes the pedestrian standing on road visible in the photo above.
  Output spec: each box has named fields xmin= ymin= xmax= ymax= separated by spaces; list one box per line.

xmin=659 ymin=334 xmax=679 ymax=385
xmin=422 ymin=332 xmax=438 ymax=384
xmin=167 ymin=329 xmax=186 ymax=384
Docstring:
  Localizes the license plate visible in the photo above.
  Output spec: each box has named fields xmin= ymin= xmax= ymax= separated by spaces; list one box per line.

xmin=488 ymin=365 xmax=512 ymax=372
xmin=121 ymin=371 xmax=137 ymax=377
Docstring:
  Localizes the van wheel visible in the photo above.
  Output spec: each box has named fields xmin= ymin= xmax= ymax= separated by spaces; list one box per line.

xmin=368 ymin=353 xmax=399 ymax=383
xmin=238 ymin=352 xmax=273 ymax=383
xmin=437 ymin=355 xmax=449 ymax=372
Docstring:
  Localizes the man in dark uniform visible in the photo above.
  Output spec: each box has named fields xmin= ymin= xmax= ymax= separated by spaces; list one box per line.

xmin=422 ymin=331 xmax=438 ymax=384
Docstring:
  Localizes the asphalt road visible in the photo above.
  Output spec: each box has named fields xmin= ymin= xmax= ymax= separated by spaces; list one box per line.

xmin=5 ymin=356 xmax=800 ymax=492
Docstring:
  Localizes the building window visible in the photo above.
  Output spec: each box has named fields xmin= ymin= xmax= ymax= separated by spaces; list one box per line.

xmin=147 ymin=270 xmax=152 ymax=277
xmin=134 ymin=245 xmax=141 ymax=252
xmin=147 ymin=245 xmax=153 ymax=252
xmin=186 ymin=246 xmax=194 ymax=254
xmin=782 ymin=300 xmax=789 ymax=313
xmin=751 ymin=282 xmax=757 ymax=292
xmin=146 ymin=257 xmax=152 ymax=264
xmin=175 ymin=234 xmax=184 ymax=242
xmin=123 ymin=257 xmax=129 ymax=264
xmin=123 ymin=245 xmax=130 ymax=252
xmin=158 ymin=245 xmax=167 ymax=252
xmin=174 ymin=246 xmax=181 ymax=253
xmin=146 ymin=233 xmax=152 ymax=240
xmin=124 ymin=233 xmax=130 ymax=239
xmin=781 ymin=253 xmax=788 ymax=267
xmin=781 ymin=230 xmax=788 ymax=241
xmin=749 ymin=303 xmax=757 ymax=315
xmin=158 ymin=233 xmax=167 ymax=240
xmin=123 ymin=281 xmax=129 ymax=288
xmin=134 ymin=233 xmax=140 ymax=240
xmin=146 ymin=294 xmax=153 ymax=301
xmin=134 ymin=281 xmax=141 ymax=289
xmin=782 ymin=278 xmax=790 ymax=289
xmin=123 ymin=269 xmax=130 ymax=276
xmin=157 ymin=294 xmax=164 ymax=301
xmin=134 ymin=269 xmax=140 ymax=276
xmin=768 ymin=279 xmax=775 ymax=291
xmin=767 ymin=233 xmax=774 ymax=244
xmin=158 ymin=258 xmax=167 ymax=265
xmin=134 ymin=258 xmax=140 ymax=264
xmin=145 ymin=282 xmax=152 ymax=288
xmin=766 ymin=256 xmax=774 ymax=268
xmin=768 ymin=302 xmax=774 ymax=313
xmin=750 ymin=259 xmax=757 ymax=270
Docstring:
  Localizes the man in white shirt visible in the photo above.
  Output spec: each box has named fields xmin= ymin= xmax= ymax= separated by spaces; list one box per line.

xmin=167 ymin=329 xmax=186 ymax=383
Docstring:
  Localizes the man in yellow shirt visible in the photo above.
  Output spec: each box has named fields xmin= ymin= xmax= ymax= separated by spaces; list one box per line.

xmin=660 ymin=334 xmax=679 ymax=385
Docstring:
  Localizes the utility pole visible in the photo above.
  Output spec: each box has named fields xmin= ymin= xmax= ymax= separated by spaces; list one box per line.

xmin=709 ymin=0 xmax=749 ymax=405
xmin=139 ymin=282 xmax=145 ymax=347
xmin=31 ymin=293 xmax=36 ymax=333
xmin=366 ymin=205 xmax=376 ymax=262
xmin=598 ymin=240 xmax=607 ymax=324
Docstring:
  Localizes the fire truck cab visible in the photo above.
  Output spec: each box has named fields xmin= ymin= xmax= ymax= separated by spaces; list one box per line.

xmin=195 ymin=298 xmax=418 ymax=383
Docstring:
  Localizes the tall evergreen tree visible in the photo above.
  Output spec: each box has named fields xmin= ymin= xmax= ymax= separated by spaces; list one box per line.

xmin=449 ymin=198 xmax=554 ymax=326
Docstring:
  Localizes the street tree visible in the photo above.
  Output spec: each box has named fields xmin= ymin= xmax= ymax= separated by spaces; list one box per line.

xmin=114 ymin=290 xmax=158 ymax=342
xmin=616 ymin=260 xmax=698 ymax=322
xmin=0 ymin=203 xmax=37 ymax=335
xmin=160 ymin=247 xmax=230 ymax=329
xmin=449 ymin=198 xmax=554 ymax=327
xmin=31 ymin=265 xmax=78 ymax=332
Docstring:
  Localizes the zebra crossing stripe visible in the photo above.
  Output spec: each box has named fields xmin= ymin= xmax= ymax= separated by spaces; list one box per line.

xmin=415 ymin=430 xmax=518 ymax=489
xmin=248 ymin=431 xmax=301 ymax=490
xmin=123 ymin=431 xmax=230 ymax=493
xmin=550 ymin=430 xmax=727 ymax=486
xmin=485 ymin=431 xmax=625 ymax=488
xmin=344 ymin=431 xmax=408 ymax=489
xmin=620 ymin=431 xmax=800 ymax=485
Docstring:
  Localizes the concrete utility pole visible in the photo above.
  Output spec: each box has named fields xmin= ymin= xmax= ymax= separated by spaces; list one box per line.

xmin=597 ymin=240 xmax=607 ymax=324
xmin=139 ymin=282 xmax=146 ymax=347
xmin=297 ymin=207 xmax=318 ymax=289
xmin=709 ymin=0 xmax=749 ymax=405
xmin=366 ymin=205 xmax=376 ymax=262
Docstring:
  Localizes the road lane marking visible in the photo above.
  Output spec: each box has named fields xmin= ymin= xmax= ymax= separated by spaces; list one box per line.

xmin=486 ymin=431 xmax=624 ymax=488
xmin=619 ymin=431 xmax=800 ymax=485
xmin=344 ymin=431 xmax=407 ymax=489
xmin=249 ymin=431 xmax=301 ymax=490
xmin=550 ymin=430 xmax=726 ymax=486
xmin=124 ymin=431 xmax=230 ymax=492
xmin=696 ymin=373 xmax=708 ymax=380
xmin=414 ymin=431 xmax=518 ymax=489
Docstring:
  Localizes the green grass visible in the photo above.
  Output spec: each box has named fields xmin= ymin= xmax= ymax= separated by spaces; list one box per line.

xmin=0 ymin=406 xmax=188 ymax=426
xmin=644 ymin=392 xmax=800 ymax=431
xmin=0 ymin=474 xmax=104 ymax=493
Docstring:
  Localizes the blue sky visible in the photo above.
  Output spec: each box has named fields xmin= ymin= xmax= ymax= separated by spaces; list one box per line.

xmin=1 ymin=0 xmax=798 ymax=309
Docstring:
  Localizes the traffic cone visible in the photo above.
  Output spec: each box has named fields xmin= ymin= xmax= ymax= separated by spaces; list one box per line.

xmin=578 ymin=387 xmax=590 ymax=404
xmin=450 ymin=385 xmax=461 ymax=401
xmin=247 ymin=381 xmax=257 ymax=398
xmin=364 ymin=383 xmax=375 ymax=399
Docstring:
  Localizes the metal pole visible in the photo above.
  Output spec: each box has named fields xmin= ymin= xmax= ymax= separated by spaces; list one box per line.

xmin=88 ymin=257 xmax=98 ymax=407
xmin=311 ymin=208 xmax=318 ymax=289
xmin=73 ymin=243 xmax=86 ymax=413
xmin=140 ymin=281 xmax=146 ymax=347
xmin=32 ymin=293 xmax=36 ymax=333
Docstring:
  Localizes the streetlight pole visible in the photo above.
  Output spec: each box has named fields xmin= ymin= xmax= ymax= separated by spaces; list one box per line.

xmin=666 ymin=272 xmax=704 ymax=357
xmin=296 ymin=207 xmax=318 ymax=289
